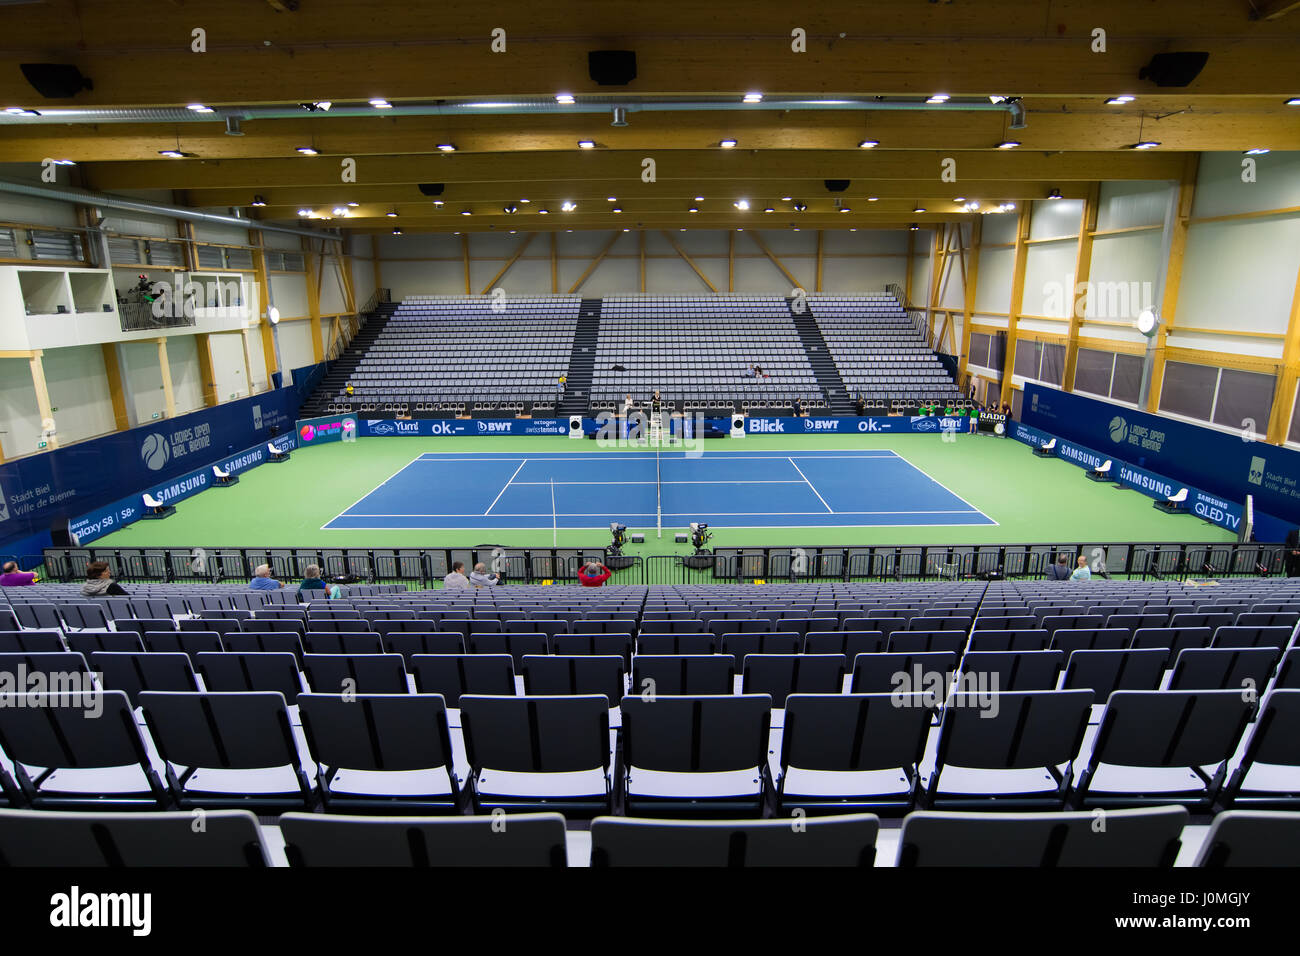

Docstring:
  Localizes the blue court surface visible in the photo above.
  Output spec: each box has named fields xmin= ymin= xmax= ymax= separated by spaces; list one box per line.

xmin=323 ymin=450 xmax=995 ymax=531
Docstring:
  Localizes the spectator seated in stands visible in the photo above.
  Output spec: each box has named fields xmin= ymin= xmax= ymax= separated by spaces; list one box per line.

xmin=299 ymin=564 xmax=329 ymax=596
xmin=1070 ymin=555 xmax=1092 ymax=581
xmin=1047 ymin=554 xmax=1072 ymax=580
xmin=443 ymin=561 xmax=471 ymax=590
xmin=470 ymin=562 xmax=500 ymax=587
xmin=557 ymin=374 xmax=567 ymax=394
xmin=0 ymin=561 xmax=37 ymax=586
xmin=577 ymin=562 xmax=613 ymax=588
xmin=82 ymin=561 xmax=128 ymax=597
xmin=345 ymin=383 xmax=354 ymax=398
xmin=249 ymin=564 xmax=285 ymax=591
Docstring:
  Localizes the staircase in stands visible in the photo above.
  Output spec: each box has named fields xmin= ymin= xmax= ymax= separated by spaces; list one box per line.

xmin=299 ymin=300 xmax=399 ymax=417
xmin=557 ymin=298 xmax=602 ymax=417
xmin=788 ymin=298 xmax=855 ymax=415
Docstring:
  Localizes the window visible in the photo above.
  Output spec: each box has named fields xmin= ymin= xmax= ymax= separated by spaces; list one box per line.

xmin=1014 ymin=339 xmax=1066 ymax=386
xmin=1287 ymin=384 xmax=1300 ymax=446
xmin=1074 ymin=347 xmax=1145 ymax=405
xmin=29 ymin=229 xmax=83 ymax=261
xmin=1160 ymin=360 xmax=1276 ymax=432
xmin=968 ymin=332 xmax=993 ymax=369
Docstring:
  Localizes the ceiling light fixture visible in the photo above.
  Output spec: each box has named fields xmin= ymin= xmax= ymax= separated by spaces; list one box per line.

xmin=734 ymin=199 xmax=750 ymax=210
xmin=461 ymin=209 xmax=472 ymax=216
xmin=158 ymin=150 xmax=185 ymax=158
xmin=555 ymin=93 xmax=575 ymax=104
xmin=391 ymin=228 xmax=402 ymax=235
xmin=1132 ymin=141 xmax=1161 ymax=150
xmin=858 ymin=139 xmax=879 ymax=148
xmin=561 ymin=201 xmax=577 ymax=212
xmin=719 ymin=139 xmax=737 ymax=148
xmin=1047 ymin=188 xmax=1063 ymax=199
xmin=1244 ymin=147 xmax=1270 ymax=156
xmin=386 ymin=210 xmax=398 ymax=217
xmin=436 ymin=143 xmax=456 ymax=152
xmin=612 ymin=207 xmax=622 ymax=213
xmin=186 ymin=104 xmax=213 ymax=113
xmin=369 ymin=98 xmax=392 ymax=109
xmin=743 ymin=92 xmax=763 ymax=104
xmin=910 ymin=223 xmax=920 ymax=231
xmin=926 ymin=93 xmax=950 ymax=104
xmin=296 ymin=146 xmax=318 ymax=155
xmin=1105 ymin=95 xmax=1135 ymax=105
xmin=577 ymin=140 xmax=596 ymax=149
xmin=997 ymin=140 xmax=1020 ymax=149
xmin=297 ymin=208 xmax=311 ymax=217
xmin=251 ymin=195 xmax=267 ymax=207
xmin=503 ymin=204 xmax=518 ymax=214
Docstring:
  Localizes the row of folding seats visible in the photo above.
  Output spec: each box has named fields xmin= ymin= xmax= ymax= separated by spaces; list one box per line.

xmin=35 ymin=806 xmax=1295 ymax=866
xmin=2 ymin=687 xmax=1296 ymax=817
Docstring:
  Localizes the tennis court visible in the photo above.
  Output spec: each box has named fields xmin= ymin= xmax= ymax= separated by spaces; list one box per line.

xmin=322 ymin=448 xmax=996 ymax=531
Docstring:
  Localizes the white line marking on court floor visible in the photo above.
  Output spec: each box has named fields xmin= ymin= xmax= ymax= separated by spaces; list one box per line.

xmin=483 ymin=459 xmax=529 ymax=515
xmin=329 ymin=451 xmax=429 ymax=522
xmin=787 ymin=458 xmax=834 ymax=513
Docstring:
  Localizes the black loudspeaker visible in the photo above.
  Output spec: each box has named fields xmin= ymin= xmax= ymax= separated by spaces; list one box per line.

xmin=588 ymin=50 xmax=637 ymax=86
xmin=20 ymin=63 xmax=93 ymax=98
xmin=417 ymin=183 xmax=446 ymax=196
xmin=50 ymin=517 xmax=78 ymax=548
xmin=1138 ymin=52 xmax=1209 ymax=88
xmin=824 ymin=179 xmax=851 ymax=192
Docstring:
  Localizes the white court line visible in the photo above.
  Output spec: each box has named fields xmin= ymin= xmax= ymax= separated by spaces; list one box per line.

xmin=510 ymin=479 xmax=807 ymax=485
xmin=329 ymin=451 xmax=428 ymax=521
xmin=412 ymin=453 xmax=899 ymax=462
xmin=878 ymin=449 xmax=999 ymax=526
xmin=332 ymin=509 xmax=984 ymax=518
xmin=787 ymin=457 xmax=834 ymax=513
xmin=483 ymin=459 xmax=528 ymax=516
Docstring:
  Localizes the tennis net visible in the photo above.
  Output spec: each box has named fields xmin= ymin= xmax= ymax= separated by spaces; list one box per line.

xmin=655 ymin=441 xmax=663 ymax=538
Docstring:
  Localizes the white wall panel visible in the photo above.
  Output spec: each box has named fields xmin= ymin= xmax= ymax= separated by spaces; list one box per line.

xmin=42 ymin=346 xmax=114 ymax=444
xmin=1178 ymin=217 xmax=1300 ymax=336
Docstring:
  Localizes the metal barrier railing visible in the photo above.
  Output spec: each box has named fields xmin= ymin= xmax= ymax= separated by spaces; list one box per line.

xmin=24 ymin=541 xmax=1287 ymax=588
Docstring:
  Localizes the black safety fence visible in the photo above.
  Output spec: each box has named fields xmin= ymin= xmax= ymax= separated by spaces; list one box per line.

xmin=22 ymin=540 xmax=1286 ymax=589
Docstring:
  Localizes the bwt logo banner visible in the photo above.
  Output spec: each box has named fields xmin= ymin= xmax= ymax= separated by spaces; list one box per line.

xmin=748 ymin=419 xmax=785 ymax=433
xmin=803 ymin=419 xmax=840 ymax=432
xmin=478 ymin=421 xmax=513 ymax=433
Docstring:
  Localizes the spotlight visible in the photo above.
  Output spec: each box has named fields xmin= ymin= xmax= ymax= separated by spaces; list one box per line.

xmin=461 ymin=209 xmax=472 ymax=216
xmin=839 ymin=206 xmax=852 ymax=213
xmin=694 ymin=196 xmax=704 ymax=202
xmin=538 ymin=208 xmax=549 ymax=214
xmin=997 ymin=140 xmax=1020 ymax=149
xmin=519 ymin=198 xmax=530 ymax=203
xmin=607 ymin=196 xmax=618 ymax=202
xmin=503 ymin=204 xmax=518 ymax=214
xmin=719 ymin=139 xmax=737 ymax=148
xmin=1047 ymin=188 xmax=1063 ymax=199
xmin=555 ymin=93 xmax=575 ymax=104
xmin=1244 ymin=147 xmax=1270 ymax=156
xmin=763 ymin=207 xmax=774 ymax=213
xmin=909 ymin=223 xmax=919 ymax=231
xmin=926 ymin=93 xmax=949 ymax=104
xmin=297 ymin=208 xmax=311 ymax=217
xmin=296 ymin=146 xmax=318 ymax=155
xmin=612 ymin=207 xmax=622 ymax=213
xmin=158 ymin=150 xmax=186 ymax=158
xmin=734 ymin=199 xmax=750 ymax=210
xmin=793 ymin=202 xmax=807 ymax=212
xmin=577 ymin=140 xmax=596 ymax=149
xmin=369 ymin=98 xmax=392 ymax=109
xmin=561 ymin=201 xmax=577 ymax=212
xmin=386 ymin=210 xmax=398 ymax=217
xmin=436 ymin=143 xmax=456 ymax=152
xmin=780 ymin=196 xmax=792 ymax=201
xmin=432 ymin=200 xmax=444 ymax=207
xmin=867 ymin=196 xmax=879 ymax=202
xmin=51 ymin=159 xmax=75 ymax=165
xmin=743 ymin=92 xmax=763 ymax=103
xmin=1131 ymin=141 xmax=1161 ymax=150
xmin=1287 ymin=98 xmax=1300 ymax=106
xmin=346 ymin=201 xmax=359 ymax=207
xmin=858 ymin=139 xmax=879 ymax=148
xmin=391 ymin=228 xmax=402 ymax=235
xmin=186 ymin=104 xmax=213 ymax=113
xmin=913 ymin=205 xmax=926 ymax=213
xmin=332 ymin=207 xmax=347 ymax=216
xmin=988 ymin=95 xmax=1009 ymax=104
xmin=689 ymin=207 xmax=699 ymax=213
xmin=251 ymin=195 xmax=267 ymax=207
xmin=1105 ymin=95 xmax=1135 ymax=105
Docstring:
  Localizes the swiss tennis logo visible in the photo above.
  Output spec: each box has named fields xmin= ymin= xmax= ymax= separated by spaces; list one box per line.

xmin=141 ymin=433 xmax=170 ymax=471
xmin=1108 ymin=416 xmax=1128 ymax=443
xmin=1248 ymin=456 xmax=1266 ymax=486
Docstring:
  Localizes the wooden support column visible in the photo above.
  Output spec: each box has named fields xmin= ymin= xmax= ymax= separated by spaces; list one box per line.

xmin=1146 ymin=155 xmax=1200 ymax=413
xmin=747 ymin=231 xmax=803 ymax=290
xmin=904 ymin=229 xmax=915 ymax=305
xmin=157 ymin=337 xmax=176 ymax=419
xmin=568 ymin=232 xmax=621 ymax=294
xmin=1266 ymin=255 xmax=1300 ymax=443
xmin=480 ymin=233 xmax=536 ymax=295
xmin=958 ymin=218 xmax=983 ymax=382
xmin=661 ymin=231 xmax=717 ymax=292
xmin=304 ymin=237 xmax=324 ymax=363
xmin=1063 ymin=183 xmax=1101 ymax=392
xmin=1000 ymin=205 xmax=1033 ymax=396
xmin=927 ymin=224 xmax=946 ymax=343
xmin=195 ymin=332 xmax=219 ymax=407
xmin=727 ymin=230 xmax=735 ymax=293
xmin=815 ymin=230 xmax=824 ymax=292
xmin=29 ymin=350 xmax=57 ymax=449
xmin=461 ymin=234 xmax=471 ymax=295
xmin=100 ymin=342 xmax=131 ymax=431
xmin=251 ymin=229 xmax=278 ymax=387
